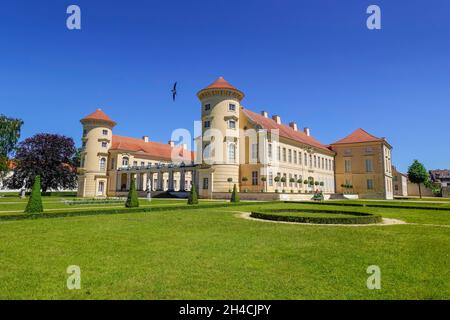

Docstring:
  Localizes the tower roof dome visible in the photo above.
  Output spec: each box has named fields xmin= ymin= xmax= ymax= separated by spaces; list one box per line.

xmin=80 ymin=108 xmax=116 ymax=126
xmin=197 ymin=77 xmax=245 ymax=100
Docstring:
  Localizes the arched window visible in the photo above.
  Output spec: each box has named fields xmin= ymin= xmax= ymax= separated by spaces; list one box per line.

xmin=228 ymin=143 xmax=236 ymax=162
xmin=99 ymin=158 xmax=106 ymax=171
xmin=122 ymin=157 xmax=129 ymax=167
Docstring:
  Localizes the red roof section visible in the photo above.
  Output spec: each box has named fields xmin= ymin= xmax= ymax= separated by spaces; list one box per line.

xmin=111 ymin=135 xmax=195 ymax=162
xmin=242 ymin=109 xmax=331 ymax=152
xmin=332 ymin=128 xmax=383 ymax=145
xmin=204 ymin=76 xmax=238 ymax=90
xmin=81 ymin=109 xmax=116 ymax=125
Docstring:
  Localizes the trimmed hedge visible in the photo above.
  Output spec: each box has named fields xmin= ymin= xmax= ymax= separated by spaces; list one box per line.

xmin=250 ymin=209 xmax=382 ymax=225
xmin=0 ymin=201 xmax=273 ymax=222
xmin=125 ymin=178 xmax=139 ymax=208
xmin=25 ymin=176 xmax=43 ymax=214
xmin=285 ymin=201 xmax=450 ymax=211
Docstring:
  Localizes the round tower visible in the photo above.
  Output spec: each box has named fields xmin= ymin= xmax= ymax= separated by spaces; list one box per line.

xmin=78 ymin=109 xmax=116 ymax=198
xmin=197 ymin=77 xmax=245 ymax=192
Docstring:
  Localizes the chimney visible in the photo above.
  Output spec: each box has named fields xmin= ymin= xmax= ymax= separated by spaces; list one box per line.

xmin=272 ymin=115 xmax=281 ymax=124
xmin=168 ymin=140 xmax=175 ymax=147
xmin=303 ymin=127 xmax=310 ymax=136
xmin=142 ymin=136 xmax=149 ymax=142
xmin=289 ymin=122 xmax=298 ymax=131
xmin=261 ymin=111 xmax=268 ymax=118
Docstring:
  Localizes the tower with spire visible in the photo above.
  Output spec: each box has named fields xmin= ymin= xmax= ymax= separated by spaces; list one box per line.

xmin=78 ymin=109 xmax=116 ymax=197
xmin=196 ymin=77 xmax=245 ymax=193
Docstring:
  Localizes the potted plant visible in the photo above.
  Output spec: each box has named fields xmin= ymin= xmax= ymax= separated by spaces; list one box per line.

xmin=261 ymin=176 xmax=267 ymax=192
xmin=227 ymin=177 xmax=233 ymax=192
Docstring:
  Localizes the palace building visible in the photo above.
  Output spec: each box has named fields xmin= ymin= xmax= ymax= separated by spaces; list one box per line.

xmin=77 ymin=77 xmax=394 ymax=200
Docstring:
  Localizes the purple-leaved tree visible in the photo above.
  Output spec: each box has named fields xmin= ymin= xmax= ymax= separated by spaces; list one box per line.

xmin=7 ymin=133 xmax=78 ymax=193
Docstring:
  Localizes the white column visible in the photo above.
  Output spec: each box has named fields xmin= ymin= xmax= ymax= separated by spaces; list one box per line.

xmin=180 ymin=170 xmax=186 ymax=191
xmin=168 ymin=171 xmax=174 ymax=191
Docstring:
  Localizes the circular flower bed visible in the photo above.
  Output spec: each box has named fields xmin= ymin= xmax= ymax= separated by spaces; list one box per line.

xmin=250 ymin=209 xmax=382 ymax=225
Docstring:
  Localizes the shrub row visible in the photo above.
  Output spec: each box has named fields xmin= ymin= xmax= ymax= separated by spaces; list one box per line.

xmin=0 ymin=201 xmax=268 ymax=222
xmin=250 ymin=209 xmax=382 ymax=225
xmin=285 ymin=201 xmax=450 ymax=211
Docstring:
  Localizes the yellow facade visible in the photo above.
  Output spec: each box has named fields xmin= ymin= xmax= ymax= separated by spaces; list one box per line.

xmin=331 ymin=141 xmax=393 ymax=199
xmin=77 ymin=78 xmax=395 ymax=200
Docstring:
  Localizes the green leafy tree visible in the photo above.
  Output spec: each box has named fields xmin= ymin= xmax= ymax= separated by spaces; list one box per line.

xmin=125 ymin=177 xmax=139 ymax=208
xmin=407 ymin=160 xmax=429 ymax=198
xmin=0 ymin=114 xmax=23 ymax=181
xmin=188 ymin=183 xmax=198 ymax=205
xmin=230 ymin=184 xmax=240 ymax=203
xmin=24 ymin=175 xmax=43 ymax=214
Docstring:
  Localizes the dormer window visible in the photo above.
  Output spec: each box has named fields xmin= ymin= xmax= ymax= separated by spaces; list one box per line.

xmin=102 ymin=129 xmax=108 ymax=136
xmin=229 ymin=104 xmax=236 ymax=112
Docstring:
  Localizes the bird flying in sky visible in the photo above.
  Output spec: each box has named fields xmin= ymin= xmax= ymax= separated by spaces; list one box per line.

xmin=172 ymin=82 xmax=177 ymax=101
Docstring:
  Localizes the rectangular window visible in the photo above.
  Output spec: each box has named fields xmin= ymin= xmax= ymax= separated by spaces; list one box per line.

xmin=141 ymin=161 xmax=145 ymax=167
xmin=229 ymin=104 xmax=236 ymax=111
xmin=321 ymin=158 xmax=324 ymax=169
xmin=365 ymin=159 xmax=373 ymax=172
xmin=304 ymin=153 xmax=307 ymax=166
xmin=102 ymin=129 xmax=108 ymax=136
xmin=268 ymin=172 xmax=273 ymax=186
xmin=228 ymin=120 xmax=236 ymax=129
xmin=277 ymin=147 xmax=281 ymax=161
xmin=204 ymin=104 xmax=211 ymax=111
xmin=367 ymin=179 xmax=374 ymax=190
xmin=288 ymin=149 xmax=292 ymax=163
xmin=101 ymin=142 xmax=107 ymax=148
xmin=282 ymin=148 xmax=287 ymax=162
xmin=289 ymin=174 xmax=293 ymax=187
xmin=268 ymin=143 xmax=273 ymax=159
xmin=345 ymin=160 xmax=352 ymax=173
xmin=283 ymin=173 xmax=287 ymax=186
xmin=309 ymin=154 xmax=312 ymax=167
xmin=293 ymin=151 xmax=297 ymax=164
xmin=344 ymin=149 xmax=352 ymax=156
xmin=252 ymin=171 xmax=258 ymax=186
xmin=314 ymin=156 xmax=317 ymax=168
xmin=204 ymin=121 xmax=211 ymax=128
xmin=111 ymin=158 xmax=115 ymax=170
xmin=251 ymin=144 xmax=258 ymax=160
xmin=203 ymin=178 xmax=209 ymax=190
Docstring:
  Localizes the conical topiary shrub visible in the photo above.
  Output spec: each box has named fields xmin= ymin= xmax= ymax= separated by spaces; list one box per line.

xmin=188 ymin=183 xmax=198 ymax=205
xmin=125 ymin=177 xmax=139 ymax=208
xmin=230 ymin=184 xmax=240 ymax=203
xmin=25 ymin=175 xmax=43 ymax=214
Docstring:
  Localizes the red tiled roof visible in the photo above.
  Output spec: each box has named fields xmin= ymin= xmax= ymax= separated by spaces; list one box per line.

xmin=111 ymin=135 xmax=195 ymax=162
xmin=81 ymin=109 xmax=116 ymax=126
xmin=204 ymin=76 xmax=238 ymax=90
xmin=332 ymin=128 xmax=384 ymax=145
xmin=242 ymin=109 xmax=331 ymax=152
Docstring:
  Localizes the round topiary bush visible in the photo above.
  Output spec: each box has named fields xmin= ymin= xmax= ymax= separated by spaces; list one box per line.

xmin=250 ymin=209 xmax=382 ymax=225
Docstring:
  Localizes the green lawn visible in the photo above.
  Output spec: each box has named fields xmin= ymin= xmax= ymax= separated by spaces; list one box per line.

xmin=0 ymin=199 xmax=448 ymax=299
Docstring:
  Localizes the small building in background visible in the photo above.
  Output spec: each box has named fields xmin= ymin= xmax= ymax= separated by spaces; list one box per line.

xmin=429 ymin=169 xmax=450 ymax=188
xmin=330 ymin=128 xmax=394 ymax=200
xmin=392 ymin=166 xmax=408 ymax=197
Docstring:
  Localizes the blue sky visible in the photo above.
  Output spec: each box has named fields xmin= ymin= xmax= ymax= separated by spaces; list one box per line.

xmin=1 ymin=0 xmax=449 ymax=172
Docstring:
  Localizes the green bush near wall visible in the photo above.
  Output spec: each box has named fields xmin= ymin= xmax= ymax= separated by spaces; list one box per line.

xmin=125 ymin=177 xmax=139 ymax=208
